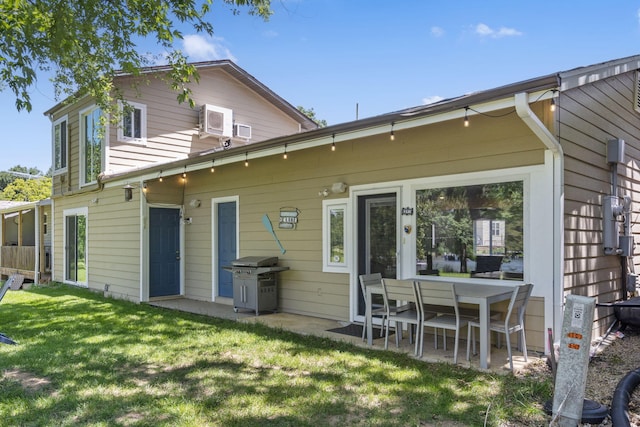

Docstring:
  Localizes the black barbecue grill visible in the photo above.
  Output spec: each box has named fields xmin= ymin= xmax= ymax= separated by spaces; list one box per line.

xmin=225 ymin=256 xmax=289 ymax=315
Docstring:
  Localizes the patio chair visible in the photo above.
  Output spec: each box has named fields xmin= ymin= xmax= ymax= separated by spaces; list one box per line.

xmin=414 ymin=281 xmax=467 ymax=363
xmin=466 ymin=283 xmax=533 ymax=371
xmin=0 ymin=279 xmax=17 ymax=345
xmin=358 ymin=273 xmax=386 ymax=341
xmin=381 ymin=278 xmax=425 ymax=355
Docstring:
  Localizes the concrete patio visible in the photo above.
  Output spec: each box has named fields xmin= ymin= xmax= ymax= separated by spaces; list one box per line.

xmin=148 ymin=297 xmax=542 ymax=373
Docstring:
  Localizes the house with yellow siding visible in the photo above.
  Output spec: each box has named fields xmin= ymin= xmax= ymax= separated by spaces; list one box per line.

xmin=42 ymin=55 xmax=640 ymax=357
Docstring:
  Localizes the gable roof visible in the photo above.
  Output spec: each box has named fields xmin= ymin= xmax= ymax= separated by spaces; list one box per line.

xmin=44 ymin=60 xmax=318 ymax=131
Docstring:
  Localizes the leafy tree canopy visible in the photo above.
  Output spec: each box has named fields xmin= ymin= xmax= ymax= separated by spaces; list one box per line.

xmin=1 ymin=177 xmax=52 ymax=201
xmin=297 ymin=106 xmax=327 ymax=127
xmin=0 ymin=0 xmax=272 ymax=113
xmin=0 ymin=165 xmax=47 ymax=192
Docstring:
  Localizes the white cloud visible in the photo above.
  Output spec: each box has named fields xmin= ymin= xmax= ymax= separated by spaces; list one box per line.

xmin=431 ymin=26 xmax=445 ymax=37
xmin=182 ymin=34 xmax=237 ymax=62
xmin=474 ymin=23 xmax=522 ymax=38
xmin=423 ymin=95 xmax=444 ymax=105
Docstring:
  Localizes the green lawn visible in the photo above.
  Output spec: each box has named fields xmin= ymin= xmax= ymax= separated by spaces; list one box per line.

xmin=0 ymin=283 xmax=552 ymax=426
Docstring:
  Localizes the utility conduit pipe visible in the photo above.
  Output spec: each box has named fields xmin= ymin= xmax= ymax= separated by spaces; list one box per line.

xmin=611 ymin=368 xmax=640 ymax=427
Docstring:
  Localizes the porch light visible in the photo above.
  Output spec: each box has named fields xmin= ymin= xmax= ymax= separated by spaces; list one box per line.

xmin=210 ymin=160 xmax=215 ymax=173
xmin=283 ymin=144 xmax=288 ymax=159
xmin=123 ymin=184 xmax=134 ymax=202
xmin=464 ymin=107 xmax=470 ymax=127
xmin=245 ymin=152 xmax=249 ymax=167
xmin=142 ymin=182 xmax=148 ymax=193
xmin=331 ymin=134 xmax=336 ymax=151
xmin=390 ymin=122 xmax=395 ymax=141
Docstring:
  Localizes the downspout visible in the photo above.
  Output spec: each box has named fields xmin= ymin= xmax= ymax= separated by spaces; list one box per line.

xmin=35 ymin=204 xmax=40 ymax=284
xmin=514 ymin=91 xmax=564 ymax=354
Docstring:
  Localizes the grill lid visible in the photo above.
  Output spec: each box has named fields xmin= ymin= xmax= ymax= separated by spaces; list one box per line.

xmin=231 ymin=256 xmax=279 ymax=267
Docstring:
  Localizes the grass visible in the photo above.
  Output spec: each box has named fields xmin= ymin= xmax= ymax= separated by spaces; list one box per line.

xmin=0 ymin=283 xmax=552 ymax=426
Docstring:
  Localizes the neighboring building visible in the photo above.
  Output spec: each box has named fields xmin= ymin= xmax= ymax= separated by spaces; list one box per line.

xmin=0 ymin=199 xmax=52 ymax=283
xmin=43 ymin=55 xmax=640 ymax=355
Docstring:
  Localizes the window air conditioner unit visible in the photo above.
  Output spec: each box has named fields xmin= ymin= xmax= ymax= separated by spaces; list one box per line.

xmin=234 ymin=123 xmax=252 ymax=140
xmin=199 ymin=104 xmax=233 ymax=138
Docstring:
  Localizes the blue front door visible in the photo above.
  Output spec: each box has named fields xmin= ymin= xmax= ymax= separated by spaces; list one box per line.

xmin=217 ymin=202 xmax=237 ymax=298
xmin=149 ymin=207 xmax=180 ymax=297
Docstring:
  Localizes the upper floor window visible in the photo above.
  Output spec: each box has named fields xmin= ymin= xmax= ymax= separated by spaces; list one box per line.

xmin=117 ymin=100 xmax=147 ymax=144
xmin=80 ymin=105 xmax=104 ymax=186
xmin=52 ymin=115 xmax=68 ymax=174
xmin=415 ymin=181 xmax=524 ymax=281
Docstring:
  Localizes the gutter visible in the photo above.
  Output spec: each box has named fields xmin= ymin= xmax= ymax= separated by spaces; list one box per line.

xmin=514 ymin=90 xmax=564 ymax=354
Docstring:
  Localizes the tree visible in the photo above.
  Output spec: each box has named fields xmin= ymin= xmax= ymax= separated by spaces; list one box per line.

xmin=1 ymin=177 xmax=52 ymax=201
xmin=297 ymin=106 xmax=328 ymax=127
xmin=0 ymin=0 xmax=273 ymax=113
xmin=0 ymin=165 xmax=46 ymax=192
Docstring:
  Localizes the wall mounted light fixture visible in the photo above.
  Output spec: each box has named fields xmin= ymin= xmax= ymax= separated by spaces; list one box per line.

xmin=123 ymin=184 xmax=134 ymax=202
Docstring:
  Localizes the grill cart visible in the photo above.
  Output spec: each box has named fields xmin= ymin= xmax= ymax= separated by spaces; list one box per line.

xmin=225 ymin=256 xmax=288 ymax=315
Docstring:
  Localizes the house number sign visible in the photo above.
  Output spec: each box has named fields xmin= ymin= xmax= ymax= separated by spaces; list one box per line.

xmin=401 ymin=207 xmax=414 ymax=216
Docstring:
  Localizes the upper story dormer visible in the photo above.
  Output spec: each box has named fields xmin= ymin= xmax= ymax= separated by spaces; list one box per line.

xmin=45 ymin=60 xmax=318 ymax=197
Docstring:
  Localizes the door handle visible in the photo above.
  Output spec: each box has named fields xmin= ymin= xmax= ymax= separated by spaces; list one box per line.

xmin=176 ymin=251 xmax=180 ymax=260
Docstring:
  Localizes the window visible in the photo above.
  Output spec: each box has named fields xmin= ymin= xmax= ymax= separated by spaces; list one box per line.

xmin=52 ymin=115 xmax=68 ymax=174
xmin=64 ymin=207 xmax=88 ymax=286
xmin=323 ymin=199 xmax=349 ymax=272
xmin=415 ymin=181 xmax=523 ymax=280
xmin=117 ymin=100 xmax=147 ymax=144
xmin=80 ymin=106 xmax=104 ymax=185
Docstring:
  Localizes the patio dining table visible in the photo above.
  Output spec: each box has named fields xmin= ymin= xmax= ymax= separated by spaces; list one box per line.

xmin=365 ymin=280 xmax=515 ymax=369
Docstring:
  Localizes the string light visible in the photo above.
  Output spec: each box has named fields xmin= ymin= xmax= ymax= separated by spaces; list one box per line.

xmin=463 ymin=107 xmax=470 ymax=127
xmin=159 ymin=170 xmax=163 ymax=182
xmin=550 ymin=97 xmax=556 ymax=112
xmin=283 ymin=144 xmax=288 ymax=159
xmin=210 ymin=160 xmax=215 ymax=173
xmin=390 ymin=122 xmax=395 ymax=141
xmin=245 ymin=152 xmax=249 ymax=167
xmin=182 ymin=168 xmax=187 ymax=179
xmin=331 ymin=134 xmax=336 ymax=151
xmin=142 ymin=182 xmax=148 ymax=193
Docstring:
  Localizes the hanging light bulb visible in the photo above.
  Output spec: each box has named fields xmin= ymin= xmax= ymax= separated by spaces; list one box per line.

xmin=331 ymin=134 xmax=336 ymax=151
xmin=245 ymin=152 xmax=249 ymax=167
xmin=158 ymin=170 xmax=163 ymax=182
xmin=142 ymin=182 xmax=148 ymax=193
xmin=390 ymin=122 xmax=395 ymax=141
xmin=550 ymin=97 xmax=556 ymax=112
xmin=210 ymin=160 xmax=215 ymax=173
xmin=464 ymin=107 xmax=470 ymax=127
xmin=283 ymin=144 xmax=288 ymax=159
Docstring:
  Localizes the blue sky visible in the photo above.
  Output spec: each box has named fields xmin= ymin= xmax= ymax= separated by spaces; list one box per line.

xmin=1 ymin=1 xmax=639 ymax=174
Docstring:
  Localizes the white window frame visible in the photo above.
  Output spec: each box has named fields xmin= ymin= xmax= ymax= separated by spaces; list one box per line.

xmin=117 ymin=100 xmax=147 ymax=145
xmin=52 ymin=115 xmax=68 ymax=175
xmin=63 ymin=207 xmax=88 ymax=288
xmin=79 ymin=105 xmax=105 ymax=186
xmin=322 ymin=198 xmax=350 ymax=273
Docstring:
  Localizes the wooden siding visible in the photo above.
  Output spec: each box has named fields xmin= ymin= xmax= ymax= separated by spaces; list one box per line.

xmin=559 ymin=70 xmax=640 ymax=336
xmin=50 ymin=67 xmax=310 ymax=197
xmin=52 ymin=188 xmax=142 ymax=301
xmin=177 ymin=112 xmax=548 ymax=350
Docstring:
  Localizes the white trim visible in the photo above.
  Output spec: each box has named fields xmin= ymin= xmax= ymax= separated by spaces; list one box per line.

xmin=62 ymin=206 xmax=89 ymax=288
xmin=117 ymin=100 xmax=147 ymax=145
xmin=211 ymin=195 xmax=239 ymax=304
xmin=349 ymin=185 xmax=402 ymax=324
xmin=347 ymin=164 xmax=553 ymax=332
xmin=322 ymin=198 xmax=350 ymax=273
xmin=52 ymin=115 xmax=68 ymax=175
xmin=139 ymin=185 xmax=147 ymax=302
xmin=79 ymin=104 xmax=105 ymax=187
